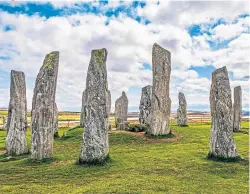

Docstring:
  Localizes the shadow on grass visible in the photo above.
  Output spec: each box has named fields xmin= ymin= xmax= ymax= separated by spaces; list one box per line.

xmin=0 ymin=152 xmax=30 ymax=162
xmin=25 ymin=157 xmax=56 ymax=166
xmin=207 ymin=153 xmax=247 ymax=163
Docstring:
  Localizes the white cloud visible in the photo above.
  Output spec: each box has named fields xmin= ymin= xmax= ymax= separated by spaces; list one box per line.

xmin=0 ymin=1 xmax=249 ymax=112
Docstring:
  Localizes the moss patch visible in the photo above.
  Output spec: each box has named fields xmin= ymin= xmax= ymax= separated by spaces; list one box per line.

xmin=45 ymin=52 xmax=56 ymax=68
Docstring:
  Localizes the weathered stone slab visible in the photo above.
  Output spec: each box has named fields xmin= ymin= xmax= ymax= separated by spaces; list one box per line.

xmin=80 ymin=90 xmax=87 ymax=127
xmin=177 ymin=92 xmax=188 ymax=126
xmin=139 ymin=85 xmax=152 ymax=126
xmin=233 ymin=86 xmax=242 ymax=132
xmin=79 ymin=48 xmax=109 ymax=164
xmin=115 ymin=91 xmax=128 ymax=130
xmin=209 ymin=66 xmax=238 ymax=158
xmin=149 ymin=43 xmax=171 ymax=135
xmin=31 ymin=51 xmax=59 ymax=160
xmin=6 ymin=70 xmax=28 ymax=156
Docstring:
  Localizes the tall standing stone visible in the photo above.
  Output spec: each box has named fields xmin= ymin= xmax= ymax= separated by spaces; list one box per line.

xmin=209 ymin=66 xmax=238 ymax=158
xmin=31 ymin=51 xmax=59 ymax=160
xmin=139 ymin=85 xmax=152 ymax=126
xmin=6 ymin=70 xmax=28 ymax=156
xmin=233 ymin=86 xmax=242 ymax=132
xmin=149 ymin=43 xmax=171 ymax=135
xmin=177 ymin=92 xmax=188 ymax=126
xmin=79 ymin=48 xmax=109 ymax=164
xmin=115 ymin=91 xmax=128 ymax=130
xmin=80 ymin=90 xmax=87 ymax=127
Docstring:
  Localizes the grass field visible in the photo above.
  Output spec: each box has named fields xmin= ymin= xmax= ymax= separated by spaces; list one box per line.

xmin=0 ymin=122 xmax=249 ymax=193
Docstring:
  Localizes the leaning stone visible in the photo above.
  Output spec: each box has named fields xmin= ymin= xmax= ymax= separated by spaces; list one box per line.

xmin=31 ymin=51 xmax=59 ymax=160
xmin=79 ymin=48 xmax=109 ymax=165
xmin=139 ymin=85 xmax=152 ymax=126
xmin=115 ymin=91 xmax=128 ymax=130
xmin=80 ymin=90 xmax=87 ymax=127
xmin=209 ymin=66 xmax=238 ymax=158
xmin=233 ymin=86 xmax=242 ymax=132
xmin=149 ymin=43 xmax=171 ymax=135
xmin=6 ymin=70 xmax=28 ymax=156
xmin=177 ymin=92 xmax=188 ymax=126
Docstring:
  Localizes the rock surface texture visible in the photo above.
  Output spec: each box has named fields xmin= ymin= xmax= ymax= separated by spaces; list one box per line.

xmin=79 ymin=48 xmax=109 ymax=164
xmin=31 ymin=51 xmax=59 ymax=160
xmin=177 ymin=92 xmax=188 ymax=126
xmin=209 ymin=66 xmax=238 ymax=158
xmin=233 ymin=86 xmax=242 ymax=132
xmin=80 ymin=90 xmax=87 ymax=127
xmin=149 ymin=43 xmax=171 ymax=135
xmin=139 ymin=85 xmax=152 ymax=126
xmin=115 ymin=91 xmax=128 ymax=130
xmin=6 ymin=70 xmax=28 ymax=156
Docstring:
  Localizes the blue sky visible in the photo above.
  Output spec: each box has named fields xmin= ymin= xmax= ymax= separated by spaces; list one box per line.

xmin=0 ymin=1 xmax=249 ymax=112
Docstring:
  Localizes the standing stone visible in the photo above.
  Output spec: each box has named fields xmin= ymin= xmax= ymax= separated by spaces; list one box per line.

xmin=31 ymin=51 xmax=59 ymax=160
xmin=107 ymin=90 xmax=111 ymax=115
xmin=115 ymin=91 xmax=128 ymax=130
xmin=149 ymin=43 xmax=171 ymax=135
xmin=233 ymin=86 xmax=242 ymax=132
xmin=79 ymin=48 xmax=109 ymax=164
xmin=177 ymin=92 xmax=188 ymax=126
xmin=209 ymin=66 xmax=238 ymax=158
xmin=6 ymin=70 xmax=28 ymax=156
xmin=80 ymin=90 xmax=87 ymax=127
xmin=53 ymin=103 xmax=59 ymax=137
xmin=139 ymin=85 xmax=152 ymax=126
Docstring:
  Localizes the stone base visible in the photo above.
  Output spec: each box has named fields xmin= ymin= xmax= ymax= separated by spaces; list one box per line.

xmin=177 ymin=124 xmax=188 ymax=127
xmin=78 ymin=154 xmax=110 ymax=165
xmin=207 ymin=152 xmax=242 ymax=162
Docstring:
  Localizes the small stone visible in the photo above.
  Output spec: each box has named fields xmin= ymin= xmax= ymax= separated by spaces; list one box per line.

xmin=149 ymin=43 xmax=171 ymax=135
xmin=139 ymin=85 xmax=152 ymax=126
xmin=233 ymin=86 xmax=242 ymax=132
xmin=6 ymin=70 xmax=28 ymax=156
xmin=31 ymin=51 xmax=59 ymax=160
xmin=79 ymin=48 xmax=109 ymax=164
xmin=209 ymin=66 xmax=238 ymax=158
xmin=177 ymin=92 xmax=188 ymax=126
xmin=115 ymin=91 xmax=128 ymax=130
xmin=53 ymin=103 xmax=59 ymax=138
xmin=107 ymin=90 xmax=111 ymax=115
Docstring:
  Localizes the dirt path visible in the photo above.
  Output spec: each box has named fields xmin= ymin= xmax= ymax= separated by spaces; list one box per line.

xmin=111 ymin=130 xmax=184 ymax=143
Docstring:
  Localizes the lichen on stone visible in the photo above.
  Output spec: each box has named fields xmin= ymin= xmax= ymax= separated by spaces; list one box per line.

xmin=45 ymin=52 xmax=56 ymax=68
xmin=92 ymin=49 xmax=105 ymax=64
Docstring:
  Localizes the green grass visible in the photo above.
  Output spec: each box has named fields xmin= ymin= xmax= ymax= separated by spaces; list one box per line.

xmin=0 ymin=122 xmax=248 ymax=193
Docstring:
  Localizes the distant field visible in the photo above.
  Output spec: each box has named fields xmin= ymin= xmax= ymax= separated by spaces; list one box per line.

xmin=0 ymin=110 xmax=249 ymax=127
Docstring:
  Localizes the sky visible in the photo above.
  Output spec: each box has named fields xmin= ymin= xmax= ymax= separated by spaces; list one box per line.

xmin=0 ymin=0 xmax=249 ymax=112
